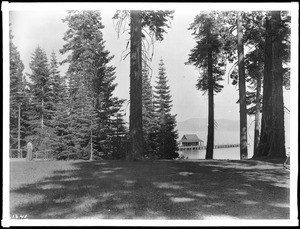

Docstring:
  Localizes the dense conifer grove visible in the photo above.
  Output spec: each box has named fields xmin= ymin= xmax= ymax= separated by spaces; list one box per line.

xmin=9 ymin=10 xmax=290 ymax=160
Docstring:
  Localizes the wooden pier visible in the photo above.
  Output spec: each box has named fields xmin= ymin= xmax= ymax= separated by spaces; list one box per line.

xmin=179 ymin=144 xmax=240 ymax=151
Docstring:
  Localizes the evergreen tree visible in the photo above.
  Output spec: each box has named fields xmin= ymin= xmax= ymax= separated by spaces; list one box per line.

xmin=47 ymin=51 xmax=72 ymax=159
xmin=60 ymin=10 xmax=126 ymax=159
xmin=227 ymin=11 xmax=290 ymax=159
xmin=74 ymin=86 xmax=99 ymax=160
xmin=220 ymin=11 xmax=289 ymax=159
xmin=60 ymin=66 xmax=100 ymax=159
xmin=49 ymin=51 xmax=65 ymax=105
xmin=127 ymin=10 xmax=144 ymax=160
xmin=109 ymin=113 xmax=128 ymax=159
xmin=142 ymin=63 xmax=158 ymax=158
xmin=236 ymin=11 xmax=248 ymax=160
xmin=26 ymin=46 xmax=54 ymax=150
xmin=186 ymin=12 xmax=225 ymax=159
xmin=154 ymin=58 xmax=178 ymax=159
xmin=245 ymin=49 xmax=263 ymax=156
xmin=280 ymin=11 xmax=291 ymax=90
xmin=257 ymin=11 xmax=287 ymax=158
xmin=51 ymin=92 xmax=73 ymax=159
xmin=9 ymin=29 xmax=27 ymax=154
xmin=113 ymin=10 xmax=174 ymax=160
xmin=242 ymin=12 xmax=265 ymax=156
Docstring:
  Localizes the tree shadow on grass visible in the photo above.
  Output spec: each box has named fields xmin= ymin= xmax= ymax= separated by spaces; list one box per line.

xmin=10 ymin=160 xmax=290 ymax=219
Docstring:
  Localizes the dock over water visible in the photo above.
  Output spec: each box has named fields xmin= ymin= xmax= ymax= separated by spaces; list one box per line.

xmin=179 ymin=144 xmax=240 ymax=151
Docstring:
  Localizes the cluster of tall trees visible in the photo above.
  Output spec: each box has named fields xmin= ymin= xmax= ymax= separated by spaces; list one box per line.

xmin=113 ymin=10 xmax=178 ymax=160
xmin=142 ymin=59 xmax=178 ymax=159
xmin=10 ymin=29 xmax=26 ymax=157
xmin=10 ymin=10 xmax=179 ymax=160
xmin=186 ymin=11 xmax=290 ymax=159
xmin=10 ymin=10 xmax=290 ymax=161
xmin=10 ymin=11 xmax=128 ymax=160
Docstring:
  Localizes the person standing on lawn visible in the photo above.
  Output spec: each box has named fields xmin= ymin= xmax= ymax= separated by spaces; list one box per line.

xmin=26 ymin=141 xmax=33 ymax=161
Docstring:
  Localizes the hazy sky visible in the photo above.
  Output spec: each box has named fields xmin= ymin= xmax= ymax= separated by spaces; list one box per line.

xmin=8 ymin=3 xmax=293 ymax=123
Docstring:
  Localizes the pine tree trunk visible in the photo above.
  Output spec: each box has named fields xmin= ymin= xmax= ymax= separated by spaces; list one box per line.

xmin=256 ymin=18 xmax=273 ymax=158
xmin=18 ymin=104 xmax=21 ymax=158
xmin=237 ymin=11 xmax=248 ymax=160
xmin=41 ymin=87 xmax=44 ymax=129
xmin=128 ymin=11 xmax=143 ymax=160
xmin=253 ymin=71 xmax=262 ymax=156
xmin=269 ymin=11 xmax=286 ymax=158
xmin=90 ymin=119 xmax=93 ymax=161
xmin=205 ymin=49 xmax=214 ymax=159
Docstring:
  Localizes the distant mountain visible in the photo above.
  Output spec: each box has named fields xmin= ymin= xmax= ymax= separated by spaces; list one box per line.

xmin=177 ymin=118 xmax=240 ymax=132
xmin=177 ymin=116 xmax=290 ymax=133
xmin=176 ymin=118 xmax=206 ymax=132
xmin=216 ymin=119 xmax=241 ymax=131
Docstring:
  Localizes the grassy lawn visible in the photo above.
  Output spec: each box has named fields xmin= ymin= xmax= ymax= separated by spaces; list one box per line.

xmin=10 ymin=159 xmax=290 ymax=219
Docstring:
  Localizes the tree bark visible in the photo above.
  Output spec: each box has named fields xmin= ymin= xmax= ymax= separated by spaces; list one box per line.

xmin=253 ymin=69 xmax=262 ymax=156
xmin=90 ymin=119 xmax=93 ymax=161
xmin=41 ymin=86 xmax=44 ymax=129
xmin=257 ymin=13 xmax=286 ymax=159
xmin=128 ymin=11 xmax=143 ymax=160
xmin=269 ymin=11 xmax=286 ymax=158
xmin=205 ymin=49 xmax=214 ymax=160
xmin=256 ymin=18 xmax=273 ymax=158
xmin=18 ymin=104 xmax=21 ymax=158
xmin=237 ymin=11 xmax=248 ymax=160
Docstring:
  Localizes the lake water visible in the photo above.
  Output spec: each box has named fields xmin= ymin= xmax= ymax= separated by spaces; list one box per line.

xmin=178 ymin=129 xmax=291 ymax=160
xmin=177 ymin=130 xmax=255 ymax=160
xmin=178 ymin=147 xmax=247 ymax=160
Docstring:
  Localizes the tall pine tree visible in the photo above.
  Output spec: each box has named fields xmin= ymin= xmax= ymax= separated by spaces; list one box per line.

xmin=26 ymin=46 xmax=55 ymax=150
xmin=224 ymin=11 xmax=290 ymax=159
xmin=47 ymin=51 xmax=72 ymax=159
xmin=154 ymin=58 xmax=178 ymax=159
xmin=60 ymin=10 xmax=126 ymax=160
xmin=256 ymin=11 xmax=290 ymax=159
xmin=113 ymin=10 xmax=174 ymax=160
xmin=142 ymin=63 xmax=158 ymax=158
xmin=9 ymin=29 xmax=27 ymax=155
xmin=260 ymin=11 xmax=286 ymax=158
xmin=244 ymin=49 xmax=263 ymax=156
xmin=186 ymin=12 xmax=225 ymax=159
xmin=242 ymin=11 xmax=265 ymax=156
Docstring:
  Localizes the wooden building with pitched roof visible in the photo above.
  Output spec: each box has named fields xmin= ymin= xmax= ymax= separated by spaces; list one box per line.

xmin=179 ymin=134 xmax=204 ymax=147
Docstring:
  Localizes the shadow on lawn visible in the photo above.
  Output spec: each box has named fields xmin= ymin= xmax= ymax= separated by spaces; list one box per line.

xmin=10 ymin=160 xmax=290 ymax=219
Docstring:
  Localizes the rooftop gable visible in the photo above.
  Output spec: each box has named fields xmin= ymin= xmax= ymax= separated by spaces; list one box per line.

xmin=180 ymin=134 xmax=203 ymax=142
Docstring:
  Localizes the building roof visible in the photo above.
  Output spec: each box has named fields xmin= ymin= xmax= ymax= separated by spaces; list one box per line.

xmin=179 ymin=134 xmax=204 ymax=143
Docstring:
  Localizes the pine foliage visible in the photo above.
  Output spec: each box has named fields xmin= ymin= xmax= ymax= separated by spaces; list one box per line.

xmin=142 ymin=63 xmax=158 ymax=158
xmin=186 ymin=12 xmax=226 ymax=159
xmin=9 ymin=29 xmax=27 ymax=149
xmin=153 ymin=59 xmax=178 ymax=159
xmin=26 ymin=46 xmax=56 ymax=150
xmin=187 ymin=12 xmax=225 ymax=94
xmin=60 ymin=10 xmax=126 ymax=160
